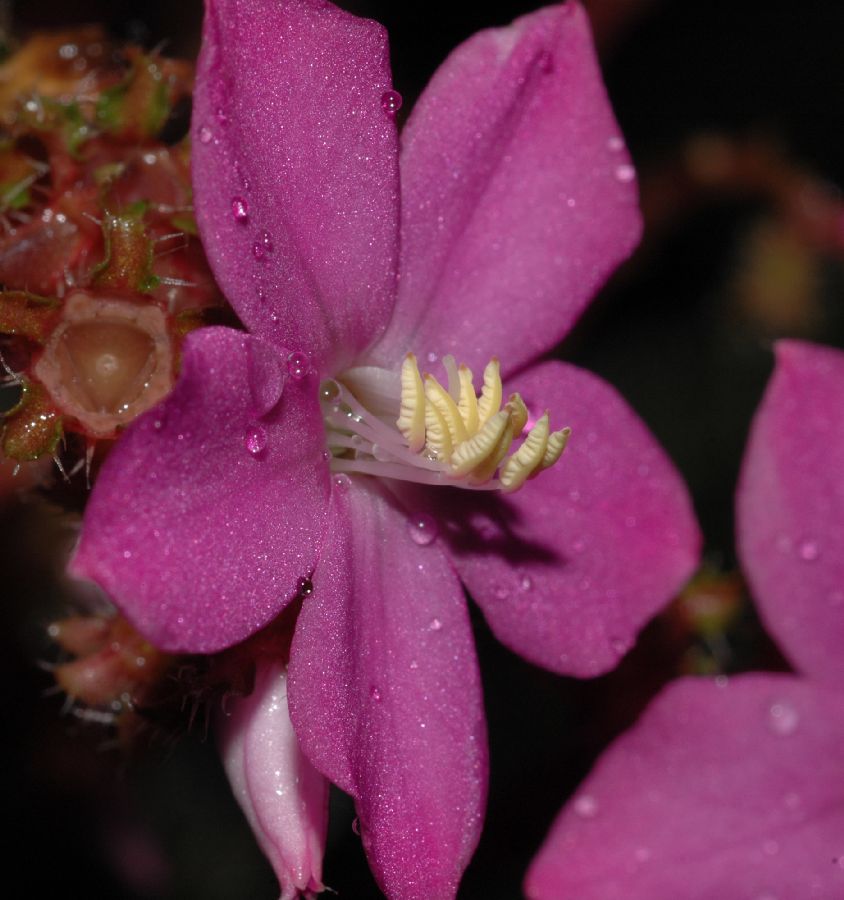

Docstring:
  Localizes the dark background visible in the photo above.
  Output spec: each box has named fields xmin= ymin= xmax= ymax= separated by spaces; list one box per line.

xmin=5 ymin=1 xmax=844 ymax=897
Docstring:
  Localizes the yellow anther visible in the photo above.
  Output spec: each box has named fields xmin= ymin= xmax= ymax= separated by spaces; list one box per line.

xmin=505 ymin=393 xmax=528 ymax=437
xmin=425 ymin=374 xmax=468 ymax=446
xmin=500 ymin=412 xmax=551 ymax=492
xmin=397 ymin=353 xmax=426 ymax=452
xmin=450 ymin=409 xmax=510 ymax=476
xmin=424 ymin=395 xmax=453 ymax=460
xmin=469 ymin=414 xmax=514 ymax=485
xmin=457 ymin=365 xmax=478 ymax=435
xmin=477 ymin=358 xmax=502 ymax=428
xmin=539 ymin=426 xmax=571 ymax=471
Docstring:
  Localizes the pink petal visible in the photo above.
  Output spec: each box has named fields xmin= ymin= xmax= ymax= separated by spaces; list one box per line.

xmin=192 ymin=0 xmax=400 ymax=373
xmin=288 ymin=481 xmax=487 ymax=900
xmin=372 ymin=1 xmax=640 ymax=376
xmin=438 ymin=361 xmax=699 ymax=677
xmin=220 ymin=658 xmax=328 ymax=900
xmin=737 ymin=340 xmax=844 ymax=684
xmin=71 ymin=327 xmax=330 ymax=653
xmin=525 ymin=674 xmax=844 ymax=899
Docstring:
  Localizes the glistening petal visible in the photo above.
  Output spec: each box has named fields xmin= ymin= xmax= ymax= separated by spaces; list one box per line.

xmin=220 ymin=658 xmax=328 ymax=900
xmin=736 ymin=340 xmax=844 ymax=684
xmin=192 ymin=0 xmax=400 ymax=372
xmin=288 ymin=481 xmax=487 ymax=900
xmin=71 ymin=327 xmax=330 ymax=652
xmin=438 ymin=361 xmax=699 ymax=677
xmin=373 ymin=1 xmax=640 ymax=377
xmin=525 ymin=675 xmax=844 ymax=900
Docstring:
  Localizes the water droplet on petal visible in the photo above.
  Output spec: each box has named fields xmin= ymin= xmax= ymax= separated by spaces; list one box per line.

xmin=408 ymin=513 xmax=437 ymax=546
xmin=245 ymin=424 xmax=267 ymax=456
xmin=428 ymin=617 xmax=443 ymax=632
xmin=287 ymin=350 xmax=310 ymax=380
xmin=614 ymin=163 xmax=636 ymax=183
xmin=381 ymin=90 xmax=402 ymax=115
xmin=370 ymin=686 xmax=382 ymax=702
xmin=610 ymin=636 xmax=630 ymax=655
xmin=333 ymin=473 xmax=351 ymax=491
xmin=573 ymin=794 xmax=598 ymax=818
xmin=231 ymin=196 xmax=249 ymax=223
xmin=715 ymin=675 xmax=729 ymax=688
xmin=320 ymin=380 xmax=340 ymax=402
xmin=520 ymin=573 xmax=533 ymax=591
xmin=426 ymin=351 xmax=438 ymax=364
xmin=768 ymin=701 xmax=800 ymax=736
xmin=253 ymin=241 xmax=266 ymax=260
xmin=216 ymin=107 xmax=228 ymax=125
xmin=494 ymin=585 xmax=509 ymax=600
xmin=798 ymin=539 xmax=820 ymax=561
xmin=607 ymin=135 xmax=625 ymax=152
xmin=153 ymin=417 xmax=164 ymax=430
xmin=297 ymin=576 xmax=313 ymax=596
xmin=321 ymin=449 xmax=331 ymax=462
xmin=198 ymin=125 xmax=213 ymax=144
xmin=260 ymin=230 xmax=274 ymax=254
xmin=409 ymin=659 xmax=419 ymax=670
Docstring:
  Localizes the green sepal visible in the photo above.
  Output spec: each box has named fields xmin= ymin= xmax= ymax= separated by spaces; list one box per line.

xmin=0 ymin=291 xmax=61 ymax=343
xmin=2 ymin=378 xmax=63 ymax=461
xmin=91 ymin=210 xmax=158 ymax=294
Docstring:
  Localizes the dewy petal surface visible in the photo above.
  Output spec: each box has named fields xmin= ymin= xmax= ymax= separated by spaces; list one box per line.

xmin=220 ymin=658 xmax=328 ymax=900
xmin=525 ymin=675 xmax=844 ymax=900
xmin=288 ymin=481 xmax=487 ymax=900
xmin=373 ymin=1 xmax=641 ymax=377
xmin=436 ymin=361 xmax=699 ymax=677
xmin=192 ymin=0 xmax=400 ymax=372
xmin=737 ymin=340 xmax=844 ymax=684
xmin=72 ymin=327 xmax=330 ymax=652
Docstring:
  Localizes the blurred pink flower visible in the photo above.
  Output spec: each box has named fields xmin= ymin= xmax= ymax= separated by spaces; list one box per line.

xmin=73 ymin=1 xmax=699 ymax=896
xmin=527 ymin=340 xmax=844 ymax=899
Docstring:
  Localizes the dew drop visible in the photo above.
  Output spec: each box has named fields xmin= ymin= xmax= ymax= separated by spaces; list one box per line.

xmin=297 ymin=577 xmax=314 ymax=596
xmin=426 ymin=351 xmax=438 ymax=364
xmin=607 ymin=135 xmax=625 ymax=152
xmin=370 ymin=686 xmax=382 ymax=702
xmin=610 ymin=636 xmax=629 ymax=655
xmin=153 ymin=418 xmax=164 ymax=430
xmin=715 ymin=675 xmax=729 ymax=688
xmin=287 ymin=350 xmax=310 ymax=380
xmin=216 ymin=107 xmax=228 ymax=125
xmin=614 ymin=163 xmax=636 ymax=183
xmin=244 ymin=424 xmax=267 ymax=456
xmin=381 ymin=90 xmax=402 ymax=115
xmin=231 ymin=196 xmax=249 ymax=223
xmin=408 ymin=513 xmax=437 ymax=546
xmin=253 ymin=241 xmax=266 ymax=260
xmin=428 ymin=617 xmax=443 ymax=632
xmin=333 ymin=473 xmax=351 ymax=491
xmin=573 ymin=794 xmax=598 ymax=818
xmin=519 ymin=573 xmax=533 ymax=591
xmin=768 ymin=701 xmax=800 ymax=736
xmin=409 ymin=659 xmax=419 ymax=670
xmin=198 ymin=125 xmax=213 ymax=144
xmin=320 ymin=380 xmax=340 ymax=402
xmin=494 ymin=585 xmax=509 ymax=600
xmin=798 ymin=539 xmax=820 ymax=561
xmin=321 ymin=450 xmax=331 ymax=462
xmin=260 ymin=230 xmax=274 ymax=254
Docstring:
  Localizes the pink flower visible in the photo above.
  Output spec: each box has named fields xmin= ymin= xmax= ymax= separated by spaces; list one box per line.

xmin=72 ymin=1 xmax=699 ymax=896
xmin=526 ymin=340 xmax=844 ymax=899
xmin=220 ymin=658 xmax=328 ymax=900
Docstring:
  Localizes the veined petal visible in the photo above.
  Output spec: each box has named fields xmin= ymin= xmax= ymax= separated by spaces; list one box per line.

xmin=436 ymin=361 xmax=700 ymax=677
xmin=288 ymin=481 xmax=487 ymax=900
xmin=737 ymin=340 xmax=844 ymax=684
xmin=373 ymin=1 xmax=640 ymax=377
xmin=192 ymin=0 xmax=400 ymax=372
xmin=525 ymin=675 xmax=844 ymax=899
xmin=220 ymin=658 xmax=328 ymax=900
xmin=71 ymin=327 xmax=330 ymax=652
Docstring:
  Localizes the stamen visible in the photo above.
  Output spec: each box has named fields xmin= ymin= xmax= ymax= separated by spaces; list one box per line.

xmin=321 ymin=352 xmax=570 ymax=493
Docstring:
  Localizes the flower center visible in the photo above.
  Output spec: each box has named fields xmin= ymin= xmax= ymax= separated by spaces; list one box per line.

xmin=321 ymin=353 xmax=570 ymax=492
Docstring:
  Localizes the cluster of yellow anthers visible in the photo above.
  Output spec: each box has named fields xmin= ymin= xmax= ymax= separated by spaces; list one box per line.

xmin=396 ymin=353 xmax=570 ymax=492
